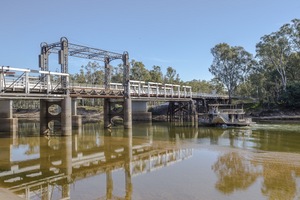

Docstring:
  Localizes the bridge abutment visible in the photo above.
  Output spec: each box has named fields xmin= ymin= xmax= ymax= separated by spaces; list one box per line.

xmin=132 ymin=101 xmax=152 ymax=122
xmin=0 ymin=100 xmax=18 ymax=133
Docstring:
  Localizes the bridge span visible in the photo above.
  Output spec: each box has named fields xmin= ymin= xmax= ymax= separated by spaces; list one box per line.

xmin=0 ymin=65 xmax=228 ymax=134
xmin=0 ymin=37 xmax=228 ymax=135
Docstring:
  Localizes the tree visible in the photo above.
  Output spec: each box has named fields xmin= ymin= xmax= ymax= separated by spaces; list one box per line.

xmin=74 ymin=61 xmax=104 ymax=85
xmin=164 ymin=66 xmax=181 ymax=84
xmin=130 ymin=60 xmax=151 ymax=81
xmin=111 ymin=64 xmax=123 ymax=83
xmin=289 ymin=19 xmax=300 ymax=51
xmin=72 ymin=61 xmax=104 ymax=106
xmin=209 ymin=43 xmax=255 ymax=103
xmin=149 ymin=65 xmax=163 ymax=83
xmin=256 ymin=27 xmax=292 ymax=91
xmin=184 ymin=79 xmax=214 ymax=93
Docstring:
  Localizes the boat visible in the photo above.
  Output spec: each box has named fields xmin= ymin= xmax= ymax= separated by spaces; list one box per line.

xmin=198 ymin=104 xmax=254 ymax=127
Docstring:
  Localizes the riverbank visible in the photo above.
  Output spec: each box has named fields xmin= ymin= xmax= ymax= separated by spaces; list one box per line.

xmin=248 ymin=108 xmax=300 ymax=121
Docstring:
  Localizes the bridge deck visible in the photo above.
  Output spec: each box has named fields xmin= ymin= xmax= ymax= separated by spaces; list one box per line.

xmin=0 ymin=66 xmax=228 ymax=100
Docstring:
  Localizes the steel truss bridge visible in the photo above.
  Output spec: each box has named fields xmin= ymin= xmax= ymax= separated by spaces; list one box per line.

xmin=0 ymin=37 xmax=229 ymax=133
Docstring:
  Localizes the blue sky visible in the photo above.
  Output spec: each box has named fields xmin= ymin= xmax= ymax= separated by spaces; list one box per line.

xmin=1 ymin=0 xmax=300 ymax=81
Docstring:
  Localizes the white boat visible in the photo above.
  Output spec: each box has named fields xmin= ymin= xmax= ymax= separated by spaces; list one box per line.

xmin=199 ymin=104 xmax=254 ymax=127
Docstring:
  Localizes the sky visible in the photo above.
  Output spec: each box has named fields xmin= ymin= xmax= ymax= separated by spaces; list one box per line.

xmin=1 ymin=0 xmax=300 ymax=81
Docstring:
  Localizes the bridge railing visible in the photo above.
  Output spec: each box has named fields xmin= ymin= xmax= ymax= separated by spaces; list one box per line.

xmin=129 ymin=80 xmax=192 ymax=98
xmin=0 ymin=66 xmax=69 ymax=94
xmin=192 ymin=92 xmax=229 ymax=99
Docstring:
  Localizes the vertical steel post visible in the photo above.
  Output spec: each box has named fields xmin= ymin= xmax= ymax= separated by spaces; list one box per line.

xmin=103 ymin=57 xmax=111 ymax=129
xmin=104 ymin=57 xmax=111 ymax=90
xmin=123 ymin=52 xmax=132 ymax=129
xmin=39 ymin=43 xmax=49 ymax=87
xmin=59 ymin=37 xmax=69 ymax=91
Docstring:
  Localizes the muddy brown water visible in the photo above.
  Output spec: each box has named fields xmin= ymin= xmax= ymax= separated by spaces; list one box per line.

xmin=1 ymin=121 xmax=300 ymax=200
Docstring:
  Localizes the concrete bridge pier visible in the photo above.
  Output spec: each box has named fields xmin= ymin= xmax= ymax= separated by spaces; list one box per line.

xmin=0 ymin=100 xmax=18 ymax=133
xmin=40 ymin=97 xmax=72 ymax=136
xmin=132 ymin=101 xmax=152 ymax=122
xmin=103 ymin=98 xmax=132 ymax=129
xmin=124 ymin=98 xmax=132 ymax=129
xmin=61 ymin=97 xmax=72 ymax=136
xmin=71 ymin=98 xmax=82 ymax=128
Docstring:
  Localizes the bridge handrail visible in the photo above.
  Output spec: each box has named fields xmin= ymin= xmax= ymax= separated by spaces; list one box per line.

xmin=192 ymin=92 xmax=228 ymax=98
xmin=0 ymin=66 xmax=69 ymax=94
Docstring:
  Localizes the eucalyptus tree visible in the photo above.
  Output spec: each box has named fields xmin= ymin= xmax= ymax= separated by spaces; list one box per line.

xmin=164 ymin=66 xmax=181 ymax=84
xmin=72 ymin=61 xmax=104 ymax=106
xmin=209 ymin=43 xmax=255 ymax=103
xmin=256 ymin=27 xmax=292 ymax=91
xmin=288 ymin=19 xmax=300 ymax=51
xmin=111 ymin=64 xmax=123 ymax=83
xmin=149 ymin=65 xmax=163 ymax=83
xmin=130 ymin=60 xmax=151 ymax=81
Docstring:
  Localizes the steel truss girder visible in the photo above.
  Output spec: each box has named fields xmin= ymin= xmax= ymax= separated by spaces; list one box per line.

xmin=46 ymin=42 xmax=123 ymax=62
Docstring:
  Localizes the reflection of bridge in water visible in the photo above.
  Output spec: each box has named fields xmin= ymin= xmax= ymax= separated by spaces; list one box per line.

xmin=0 ymin=125 xmax=192 ymax=200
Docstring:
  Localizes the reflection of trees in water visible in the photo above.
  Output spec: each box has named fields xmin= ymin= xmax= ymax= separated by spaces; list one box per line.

xmin=212 ymin=152 xmax=260 ymax=194
xmin=213 ymin=151 xmax=300 ymax=199
xmin=261 ymin=162 xmax=299 ymax=200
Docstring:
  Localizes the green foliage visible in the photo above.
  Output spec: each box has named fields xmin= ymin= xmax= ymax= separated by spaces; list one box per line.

xmin=280 ymin=82 xmax=300 ymax=108
xmin=164 ymin=66 xmax=181 ymax=84
xmin=111 ymin=64 xmax=123 ymax=83
xmin=209 ymin=43 xmax=255 ymax=102
xmin=184 ymin=79 xmax=224 ymax=94
xmin=130 ymin=60 xmax=151 ymax=81
xmin=149 ymin=65 xmax=163 ymax=83
xmin=72 ymin=61 xmax=104 ymax=85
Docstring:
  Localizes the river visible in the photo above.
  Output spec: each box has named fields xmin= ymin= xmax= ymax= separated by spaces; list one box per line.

xmin=1 ymin=121 xmax=300 ymax=200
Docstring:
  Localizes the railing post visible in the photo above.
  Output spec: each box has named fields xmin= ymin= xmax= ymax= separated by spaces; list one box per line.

xmin=0 ymin=67 xmax=3 ymax=92
xmin=164 ymin=84 xmax=166 ymax=98
xmin=25 ymin=71 xmax=29 ymax=94
xmin=148 ymin=82 xmax=150 ymax=98
xmin=138 ymin=81 xmax=141 ymax=97
xmin=47 ymin=74 xmax=51 ymax=94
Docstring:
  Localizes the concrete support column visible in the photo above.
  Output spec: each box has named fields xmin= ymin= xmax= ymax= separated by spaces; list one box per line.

xmin=104 ymin=98 xmax=111 ymax=128
xmin=71 ymin=98 xmax=82 ymax=127
xmin=0 ymin=100 xmax=18 ymax=133
xmin=61 ymin=97 xmax=72 ymax=136
xmin=132 ymin=101 xmax=152 ymax=121
xmin=123 ymin=98 xmax=132 ymax=129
